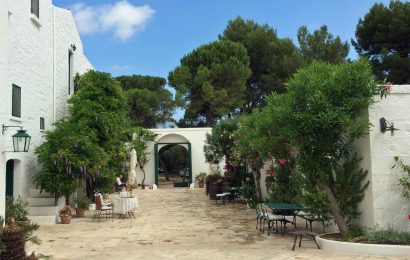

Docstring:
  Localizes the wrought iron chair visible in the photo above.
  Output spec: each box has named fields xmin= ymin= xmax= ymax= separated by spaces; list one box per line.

xmin=92 ymin=193 xmax=114 ymax=222
xmin=260 ymin=204 xmax=285 ymax=235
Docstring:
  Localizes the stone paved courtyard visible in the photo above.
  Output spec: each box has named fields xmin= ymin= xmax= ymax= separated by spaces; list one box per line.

xmin=28 ymin=188 xmax=406 ymax=260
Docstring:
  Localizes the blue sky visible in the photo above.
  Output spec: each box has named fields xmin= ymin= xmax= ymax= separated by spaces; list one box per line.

xmin=53 ymin=0 xmax=391 ymax=119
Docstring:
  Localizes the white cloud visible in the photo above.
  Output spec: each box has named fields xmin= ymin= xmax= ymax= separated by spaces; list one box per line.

xmin=71 ymin=1 xmax=155 ymax=41
xmin=110 ymin=64 xmax=131 ymax=71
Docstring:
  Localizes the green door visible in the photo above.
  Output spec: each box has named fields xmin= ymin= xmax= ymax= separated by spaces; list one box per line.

xmin=6 ymin=160 xmax=14 ymax=197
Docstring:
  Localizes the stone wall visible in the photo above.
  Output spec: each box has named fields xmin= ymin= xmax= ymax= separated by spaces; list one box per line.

xmin=358 ymin=85 xmax=410 ymax=232
xmin=0 ymin=0 xmax=92 ymax=219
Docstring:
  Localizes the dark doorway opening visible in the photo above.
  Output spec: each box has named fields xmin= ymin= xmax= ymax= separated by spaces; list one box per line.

xmin=154 ymin=142 xmax=192 ymax=188
xmin=158 ymin=144 xmax=189 ymax=188
xmin=6 ymin=160 xmax=14 ymax=197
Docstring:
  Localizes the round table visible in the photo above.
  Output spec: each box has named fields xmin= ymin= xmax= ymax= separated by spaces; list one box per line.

xmin=114 ymin=197 xmax=138 ymax=218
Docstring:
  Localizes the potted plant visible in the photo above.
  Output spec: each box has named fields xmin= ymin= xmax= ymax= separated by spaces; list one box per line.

xmin=59 ymin=205 xmax=75 ymax=224
xmin=74 ymin=196 xmax=91 ymax=218
xmin=195 ymin=172 xmax=207 ymax=188
xmin=5 ymin=196 xmax=30 ymax=225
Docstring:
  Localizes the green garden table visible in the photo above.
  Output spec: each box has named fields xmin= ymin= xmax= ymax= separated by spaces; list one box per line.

xmin=265 ymin=203 xmax=303 ymax=231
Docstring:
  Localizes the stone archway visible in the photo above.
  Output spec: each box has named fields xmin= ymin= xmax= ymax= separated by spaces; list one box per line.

xmin=154 ymin=134 xmax=192 ymax=187
xmin=137 ymin=128 xmax=212 ymax=188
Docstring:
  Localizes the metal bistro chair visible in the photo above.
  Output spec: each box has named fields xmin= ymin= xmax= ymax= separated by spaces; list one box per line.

xmin=256 ymin=203 xmax=264 ymax=231
xmin=260 ymin=204 xmax=285 ymax=235
xmin=93 ymin=193 xmax=114 ymax=222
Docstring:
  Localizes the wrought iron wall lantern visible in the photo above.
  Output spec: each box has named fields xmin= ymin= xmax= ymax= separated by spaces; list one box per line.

xmin=380 ymin=117 xmax=399 ymax=135
xmin=2 ymin=124 xmax=31 ymax=152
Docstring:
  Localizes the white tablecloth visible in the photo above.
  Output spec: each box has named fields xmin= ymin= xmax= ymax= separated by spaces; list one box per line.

xmin=114 ymin=197 xmax=138 ymax=215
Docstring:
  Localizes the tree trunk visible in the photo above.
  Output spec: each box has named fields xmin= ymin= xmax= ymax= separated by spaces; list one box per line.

xmin=316 ymin=179 xmax=349 ymax=237
xmin=252 ymin=168 xmax=263 ymax=200
xmin=140 ymin=166 xmax=146 ymax=188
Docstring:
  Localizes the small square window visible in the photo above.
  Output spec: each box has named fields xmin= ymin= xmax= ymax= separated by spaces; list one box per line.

xmin=31 ymin=0 xmax=39 ymax=18
xmin=12 ymin=84 xmax=21 ymax=118
xmin=40 ymin=117 xmax=45 ymax=130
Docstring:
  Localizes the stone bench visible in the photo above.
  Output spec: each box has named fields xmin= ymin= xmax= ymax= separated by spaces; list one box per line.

xmin=288 ymin=230 xmax=320 ymax=251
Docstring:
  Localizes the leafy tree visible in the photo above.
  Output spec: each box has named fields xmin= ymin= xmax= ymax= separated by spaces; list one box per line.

xmin=220 ymin=17 xmax=304 ymax=111
xmin=116 ymin=75 xmax=177 ymax=128
xmin=203 ymin=117 xmax=248 ymax=187
xmin=34 ymin=119 xmax=106 ymax=203
xmin=34 ymin=71 xmax=131 ymax=200
xmin=131 ymin=127 xmax=157 ymax=189
xmin=236 ymin=60 xmax=380 ymax=237
xmin=352 ymin=1 xmax=410 ymax=83
xmin=284 ymin=60 xmax=379 ymax=237
xmin=297 ymin=25 xmax=349 ymax=64
xmin=168 ymin=40 xmax=251 ymax=126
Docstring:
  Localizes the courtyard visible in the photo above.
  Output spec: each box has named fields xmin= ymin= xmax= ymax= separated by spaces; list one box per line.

xmin=28 ymin=188 xmax=405 ymax=260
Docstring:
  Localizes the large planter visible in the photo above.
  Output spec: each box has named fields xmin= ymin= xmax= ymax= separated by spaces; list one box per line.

xmin=76 ymin=208 xmax=86 ymax=218
xmin=208 ymin=181 xmax=221 ymax=200
xmin=316 ymin=233 xmax=410 ymax=257
xmin=60 ymin=215 xmax=72 ymax=224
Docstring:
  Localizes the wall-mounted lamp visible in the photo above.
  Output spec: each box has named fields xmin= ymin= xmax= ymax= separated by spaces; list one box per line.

xmin=380 ymin=117 xmax=399 ymax=135
xmin=2 ymin=124 xmax=31 ymax=152
xmin=70 ymin=44 xmax=76 ymax=52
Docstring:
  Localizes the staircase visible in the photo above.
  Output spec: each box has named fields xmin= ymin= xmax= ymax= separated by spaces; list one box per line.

xmin=27 ymin=188 xmax=65 ymax=225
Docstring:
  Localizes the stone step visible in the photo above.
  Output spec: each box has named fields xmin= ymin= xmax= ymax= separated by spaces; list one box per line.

xmin=27 ymin=197 xmax=64 ymax=207
xmin=29 ymin=215 xmax=58 ymax=225
xmin=29 ymin=188 xmax=54 ymax=198
xmin=29 ymin=206 xmax=59 ymax=216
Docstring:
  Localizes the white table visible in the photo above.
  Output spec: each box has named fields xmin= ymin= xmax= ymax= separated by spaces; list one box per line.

xmin=114 ymin=196 xmax=138 ymax=218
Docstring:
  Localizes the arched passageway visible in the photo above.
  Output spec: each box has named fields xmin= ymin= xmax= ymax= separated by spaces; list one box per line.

xmin=158 ymin=144 xmax=190 ymax=188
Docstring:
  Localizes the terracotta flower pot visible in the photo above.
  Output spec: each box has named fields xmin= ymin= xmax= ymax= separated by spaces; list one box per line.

xmin=60 ymin=215 xmax=72 ymax=224
xmin=198 ymin=181 xmax=205 ymax=188
xmin=76 ymin=208 xmax=86 ymax=218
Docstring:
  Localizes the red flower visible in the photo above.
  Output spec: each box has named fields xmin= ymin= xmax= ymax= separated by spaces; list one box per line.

xmin=270 ymin=170 xmax=276 ymax=177
xmin=278 ymin=159 xmax=286 ymax=165
xmin=408 ymin=214 xmax=410 ymax=220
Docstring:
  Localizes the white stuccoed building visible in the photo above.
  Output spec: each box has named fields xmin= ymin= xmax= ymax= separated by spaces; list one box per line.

xmin=0 ymin=0 xmax=92 ymax=221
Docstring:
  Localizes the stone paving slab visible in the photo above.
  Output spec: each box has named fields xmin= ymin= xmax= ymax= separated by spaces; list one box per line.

xmin=28 ymin=189 xmax=406 ymax=260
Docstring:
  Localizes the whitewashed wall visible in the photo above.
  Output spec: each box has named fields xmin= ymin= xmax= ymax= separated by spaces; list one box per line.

xmin=358 ymin=85 xmax=410 ymax=232
xmin=0 ymin=0 xmax=92 ymax=219
xmin=136 ymin=128 xmax=212 ymax=188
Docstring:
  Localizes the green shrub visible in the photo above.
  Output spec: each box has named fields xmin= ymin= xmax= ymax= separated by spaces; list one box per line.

xmin=0 ymin=216 xmax=5 ymax=253
xmin=240 ymin=183 xmax=259 ymax=208
xmin=5 ymin=196 xmax=29 ymax=221
xmin=345 ymin=225 xmax=366 ymax=241
xmin=74 ymin=196 xmax=91 ymax=209
xmin=368 ymin=225 xmax=410 ymax=245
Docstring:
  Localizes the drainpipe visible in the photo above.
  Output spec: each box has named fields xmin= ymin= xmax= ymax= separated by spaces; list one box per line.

xmin=52 ymin=7 xmax=56 ymax=123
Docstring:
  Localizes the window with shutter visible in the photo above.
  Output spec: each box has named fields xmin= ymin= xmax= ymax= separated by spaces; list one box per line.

xmin=68 ymin=50 xmax=73 ymax=95
xmin=12 ymin=85 xmax=21 ymax=118
xmin=40 ymin=117 xmax=45 ymax=130
xmin=31 ymin=0 xmax=39 ymax=18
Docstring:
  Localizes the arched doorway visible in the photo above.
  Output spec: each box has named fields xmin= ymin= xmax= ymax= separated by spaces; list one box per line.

xmin=153 ymin=134 xmax=192 ymax=187
xmin=158 ymin=144 xmax=190 ymax=187
xmin=6 ymin=159 xmax=14 ymax=197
